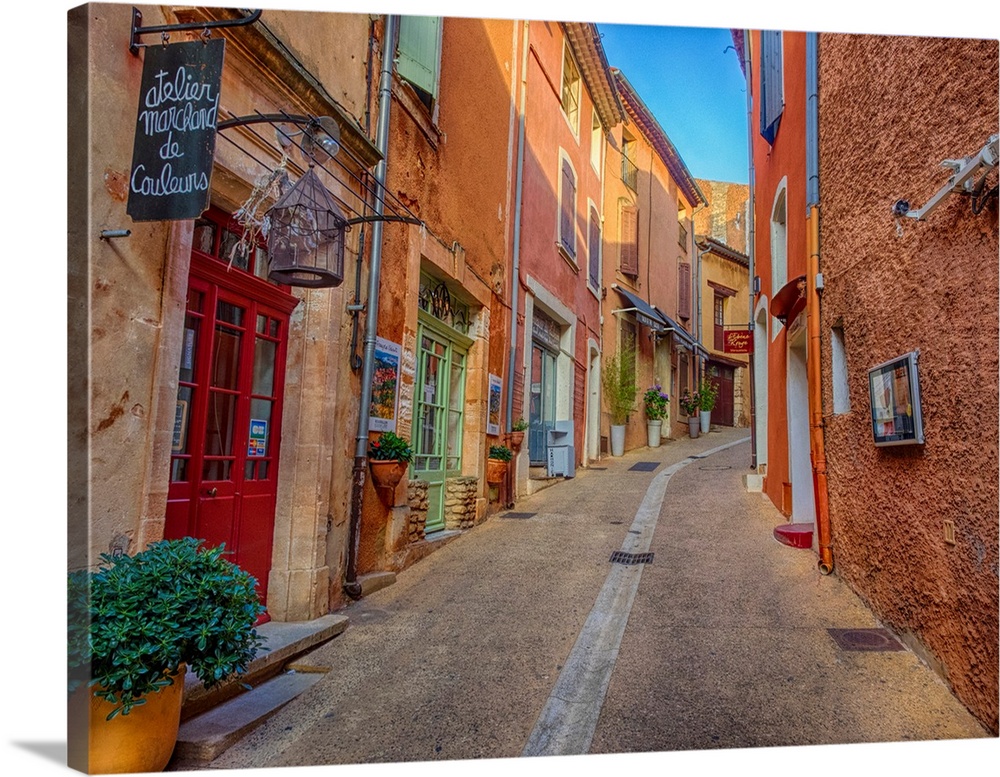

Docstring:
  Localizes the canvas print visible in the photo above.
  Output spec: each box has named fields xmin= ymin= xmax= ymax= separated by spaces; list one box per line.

xmin=59 ymin=2 xmax=999 ymax=776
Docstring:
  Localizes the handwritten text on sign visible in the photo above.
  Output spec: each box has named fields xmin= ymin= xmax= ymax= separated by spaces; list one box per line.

xmin=723 ymin=330 xmax=753 ymax=354
xmin=127 ymin=39 xmax=225 ymax=222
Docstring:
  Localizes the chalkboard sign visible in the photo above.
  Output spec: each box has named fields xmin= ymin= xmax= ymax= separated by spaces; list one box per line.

xmin=127 ymin=38 xmax=225 ymax=222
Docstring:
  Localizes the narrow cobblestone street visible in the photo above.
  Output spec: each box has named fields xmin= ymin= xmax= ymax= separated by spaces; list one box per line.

xmin=182 ymin=428 xmax=988 ymax=772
